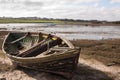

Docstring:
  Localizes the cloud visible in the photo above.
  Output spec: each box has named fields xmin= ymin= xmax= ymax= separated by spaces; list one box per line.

xmin=0 ymin=0 xmax=120 ymax=21
xmin=0 ymin=0 xmax=43 ymax=6
xmin=0 ymin=0 xmax=43 ymax=11
xmin=23 ymin=0 xmax=43 ymax=6
xmin=110 ymin=0 xmax=120 ymax=3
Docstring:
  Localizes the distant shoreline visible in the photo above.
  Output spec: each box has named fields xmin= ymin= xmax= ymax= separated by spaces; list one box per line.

xmin=0 ymin=18 xmax=120 ymax=26
xmin=0 ymin=22 xmax=120 ymax=26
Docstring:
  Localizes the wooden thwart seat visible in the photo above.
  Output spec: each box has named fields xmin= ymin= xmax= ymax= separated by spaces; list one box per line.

xmin=36 ymin=47 xmax=70 ymax=57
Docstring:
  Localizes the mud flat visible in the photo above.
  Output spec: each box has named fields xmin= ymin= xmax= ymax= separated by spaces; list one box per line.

xmin=71 ymin=39 xmax=120 ymax=65
xmin=1 ymin=24 xmax=120 ymax=40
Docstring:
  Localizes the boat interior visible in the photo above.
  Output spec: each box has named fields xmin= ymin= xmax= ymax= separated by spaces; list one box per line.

xmin=4 ymin=32 xmax=70 ymax=57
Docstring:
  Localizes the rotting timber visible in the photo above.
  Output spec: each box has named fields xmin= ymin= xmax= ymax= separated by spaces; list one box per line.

xmin=2 ymin=32 xmax=81 ymax=79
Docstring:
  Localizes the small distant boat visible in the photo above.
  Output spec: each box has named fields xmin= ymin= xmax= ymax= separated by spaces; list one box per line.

xmin=2 ymin=32 xmax=80 ymax=79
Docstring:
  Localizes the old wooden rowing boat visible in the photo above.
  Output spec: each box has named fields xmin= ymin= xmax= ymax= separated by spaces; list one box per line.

xmin=2 ymin=32 xmax=80 ymax=79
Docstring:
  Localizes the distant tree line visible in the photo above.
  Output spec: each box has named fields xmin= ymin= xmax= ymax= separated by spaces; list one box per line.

xmin=0 ymin=17 xmax=120 ymax=24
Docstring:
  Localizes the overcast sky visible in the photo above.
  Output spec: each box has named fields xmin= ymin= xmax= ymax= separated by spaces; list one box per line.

xmin=0 ymin=0 xmax=120 ymax=21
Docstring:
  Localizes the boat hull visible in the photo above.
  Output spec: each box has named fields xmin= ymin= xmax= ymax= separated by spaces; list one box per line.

xmin=15 ymin=51 xmax=80 ymax=79
xmin=2 ymin=32 xmax=81 ymax=79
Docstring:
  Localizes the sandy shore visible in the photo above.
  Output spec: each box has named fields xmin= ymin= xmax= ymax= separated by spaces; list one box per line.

xmin=0 ymin=56 xmax=119 ymax=80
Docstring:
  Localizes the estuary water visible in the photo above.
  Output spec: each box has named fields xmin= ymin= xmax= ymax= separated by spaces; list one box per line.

xmin=0 ymin=23 xmax=120 ymax=40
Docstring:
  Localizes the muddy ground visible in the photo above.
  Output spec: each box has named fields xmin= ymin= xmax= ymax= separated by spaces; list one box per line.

xmin=0 ymin=31 xmax=120 ymax=80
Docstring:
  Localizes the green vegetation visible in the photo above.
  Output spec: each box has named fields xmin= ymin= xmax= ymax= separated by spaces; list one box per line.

xmin=0 ymin=17 xmax=120 ymax=25
xmin=0 ymin=18 xmax=64 ymax=24
xmin=0 ymin=18 xmax=88 ymax=25
xmin=0 ymin=18 xmax=92 ymax=25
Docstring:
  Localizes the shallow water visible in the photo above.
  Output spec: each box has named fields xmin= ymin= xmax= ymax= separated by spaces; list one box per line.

xmin=0 ymin=23 xmax=120 ymax=40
